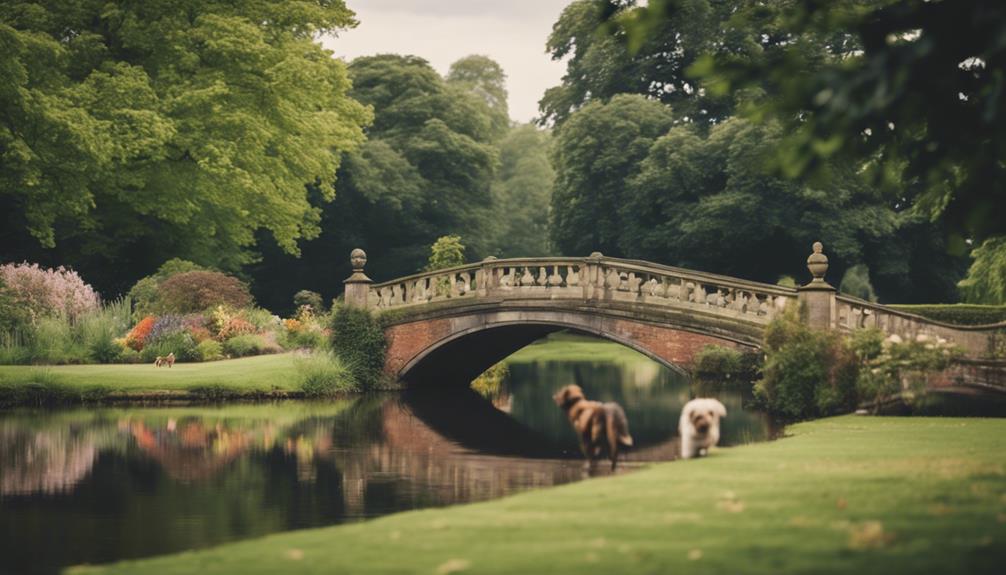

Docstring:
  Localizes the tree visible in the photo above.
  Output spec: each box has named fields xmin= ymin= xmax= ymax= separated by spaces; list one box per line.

xmin=486 ymin=125 xmax=555 ymax=258
xmin=550 ymin=95 xmax=675 ymax=256
xmin=0 ymin=0 xmax=370 ymax=294
xmin=539 ymin=0 xmax=794 ymax=126
xmin=426 ymin=236 xmax=466 ymax=271
xmin=248 ymin=55 xmax=500 ymax=312
xmin=623 ymin=117 xmax=899 ymax=284
xmin=447 ymin=55 xmax=510 ymax=139
xmin=958 ymin=238 xmax=1006 ymax=304
xmin=694 ymin=0 xmax=1006 ymax=247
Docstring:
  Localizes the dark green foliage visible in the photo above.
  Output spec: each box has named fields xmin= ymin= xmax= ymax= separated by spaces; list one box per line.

xmin=886 ymin=305 xmax=1006 ymax=326
xmin=959 ymin=237 xmax=1006 ymax=304
xmin=692 ymin=0 xmax=1006 ymax=247
xmin=693 ymin=345 xmax=761 ymax=381
xmin=839 ymin=265 xmax=878 ymax=303
xmin=249 ymin=54 xmax=502 ymax=312
xmin=550 ymin=94 xmax=675 ymax=256
xmin=0 ymin=1 xmax=369 ymax=296
xmin=222 ymin=334 xmax=268 ymax=358
xmin=293 ymin=290 xmax=325 ymax=314
xmin=487 ymin=125 xmax=555 ymax=258
xmin=756 ymin=311 xmax=859 ymax=420
xmin=0 ymin=278 xmax=31 ymax=335
xmin=142 ymin=332 xmax=199 ymax=363
xmin=330 ymin=305 xmax=387 ymax=390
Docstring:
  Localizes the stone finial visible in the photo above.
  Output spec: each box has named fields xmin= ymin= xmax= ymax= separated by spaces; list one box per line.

xmin=805 ymin=241 xmax=830 ymax=284
xmin=350 ymin=248 xmax=367 ymax=272
xmin=588 ymin=251 xmax=604 ymax=259
xmin=482 ymin=256 xmax=498 ymax=262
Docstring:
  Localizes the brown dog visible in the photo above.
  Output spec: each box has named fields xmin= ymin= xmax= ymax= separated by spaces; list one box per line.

xmin=553 ymin=384 xmax=633 ymax=470
xmin=154 ymin=352 xmax=176 ymax=368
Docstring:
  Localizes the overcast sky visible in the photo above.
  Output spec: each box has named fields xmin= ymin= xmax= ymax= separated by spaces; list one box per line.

xmin=321 ymin=0 xmax=572 ymax=123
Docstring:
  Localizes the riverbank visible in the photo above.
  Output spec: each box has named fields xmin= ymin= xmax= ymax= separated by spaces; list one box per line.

xmin=70 ymin=416 xmax=1005 ymax=575
xmin=0 ymin=354 xmax=304 ymax=405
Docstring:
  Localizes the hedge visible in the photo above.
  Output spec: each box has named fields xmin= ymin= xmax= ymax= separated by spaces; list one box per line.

xmin=887 ymin=304 xmax=1006 ymax=326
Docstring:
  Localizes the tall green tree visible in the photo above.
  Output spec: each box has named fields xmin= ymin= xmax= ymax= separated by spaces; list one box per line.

xmin=447 ymin=55 xmax=510 ymax=140
xmin=487 ymin=125 xmax=555 ymax=258
xmin=550 ymin=95 xmax=675 ymax=256
xmin=623 ymin=117 xmax=899 ymax=284
xmin=0 ymin=0 xmax=371 ymax=294
xmin=694 ymin=0 xmax=1006 ymax=247
xmin=248 ymin=55 xmax=500 ymax=312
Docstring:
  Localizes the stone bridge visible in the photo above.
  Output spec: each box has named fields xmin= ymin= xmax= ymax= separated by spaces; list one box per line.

xmin=341 ymin=244 xmax=1003 ymax=387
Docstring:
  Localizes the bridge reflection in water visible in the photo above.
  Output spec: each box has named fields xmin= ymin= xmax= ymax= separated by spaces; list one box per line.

xmin=0 ymin=337 xmax=776 ymax=574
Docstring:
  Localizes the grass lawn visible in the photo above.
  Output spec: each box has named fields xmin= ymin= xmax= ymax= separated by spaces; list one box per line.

xmin=0 ymin=353 xmax=302 ymax=402
xmin=69 ymin=416 xmax=1006 ymax=575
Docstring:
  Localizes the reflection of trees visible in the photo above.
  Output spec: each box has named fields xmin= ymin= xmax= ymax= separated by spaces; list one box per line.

xmin=0 ymin=423 xmax=100 ymax=496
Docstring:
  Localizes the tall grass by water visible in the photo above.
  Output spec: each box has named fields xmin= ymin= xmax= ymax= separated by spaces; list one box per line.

xmin=0 ymin=298 xmax=132 ymax=365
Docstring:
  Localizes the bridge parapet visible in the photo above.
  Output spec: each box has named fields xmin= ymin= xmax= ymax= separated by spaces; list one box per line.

xmin=835 ymin=295 xmax=1001 ymax=356
xmin=366 ymin=253 xmax=798 ymax=325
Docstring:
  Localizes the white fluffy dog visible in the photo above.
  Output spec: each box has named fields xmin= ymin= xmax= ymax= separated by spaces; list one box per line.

xmin=679 ymin=398 xmax=727 ymax=459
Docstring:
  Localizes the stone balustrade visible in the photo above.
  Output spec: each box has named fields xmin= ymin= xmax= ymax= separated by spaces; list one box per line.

xmin=835 ymin=295 xmax=1000 ymax=356
xmin=364 ymin=254 xmax=798 ymax=325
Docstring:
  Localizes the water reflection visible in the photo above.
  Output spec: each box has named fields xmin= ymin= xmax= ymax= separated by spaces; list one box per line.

xmin=0 ymin=336 xmax=778 ymax=575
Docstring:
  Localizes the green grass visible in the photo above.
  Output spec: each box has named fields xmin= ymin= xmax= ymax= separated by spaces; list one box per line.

xmin=506 ymin=332 xmax=654 ymax=364
xmin=0 ymin=353 xmax=301 ymax=404
xmin=68 ymin=416 xmax=1006 ymax=575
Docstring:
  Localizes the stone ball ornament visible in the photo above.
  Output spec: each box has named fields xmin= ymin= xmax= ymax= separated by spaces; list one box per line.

xmin=350 ymin=248 xmax=367 ymax=271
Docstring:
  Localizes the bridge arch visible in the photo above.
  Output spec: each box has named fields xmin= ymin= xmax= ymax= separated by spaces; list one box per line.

xmin=385 ymin=306 xmax=758 ymax=385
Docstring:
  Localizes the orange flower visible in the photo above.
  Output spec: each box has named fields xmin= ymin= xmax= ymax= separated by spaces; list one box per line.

xmin=125 ymin=316 xmax=156 ymax=350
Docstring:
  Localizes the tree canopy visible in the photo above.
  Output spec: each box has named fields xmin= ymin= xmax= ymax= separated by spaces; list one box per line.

xmin=0 ymin=0 xmax=370 ymax=293
xmin=248 ymin=54 xmax=502 ymax=312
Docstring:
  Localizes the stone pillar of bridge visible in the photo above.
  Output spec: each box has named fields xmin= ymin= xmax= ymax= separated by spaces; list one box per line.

xmin=798 ymin=241 xmax=836 ymax=329
xmin=343 ymin=248 xmax=373 ymax=309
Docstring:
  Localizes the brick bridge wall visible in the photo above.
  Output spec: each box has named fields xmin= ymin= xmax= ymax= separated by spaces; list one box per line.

xmin=383 ymin=315 xmax=753 ymax=381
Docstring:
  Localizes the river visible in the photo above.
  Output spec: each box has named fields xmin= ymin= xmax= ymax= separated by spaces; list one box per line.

xmin=0 ymin=333 xmax=777 ymax=575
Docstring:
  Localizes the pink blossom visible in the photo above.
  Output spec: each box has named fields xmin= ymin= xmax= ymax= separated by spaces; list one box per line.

xmin=0 ymin=262 xmax=100 ymax=323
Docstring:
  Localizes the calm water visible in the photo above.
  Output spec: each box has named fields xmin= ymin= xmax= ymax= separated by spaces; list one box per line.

xmin=0 ymin=337 xmax=776 ymax=574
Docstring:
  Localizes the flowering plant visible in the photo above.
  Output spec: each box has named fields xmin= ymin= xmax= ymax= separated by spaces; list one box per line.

xmin=0 ymin=262 xmax=99 ymax=323
xmin=125 ymin=316 xmax=157 ymax=350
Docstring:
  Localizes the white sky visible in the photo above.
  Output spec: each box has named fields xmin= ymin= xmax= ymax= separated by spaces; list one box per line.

xmin=321 ymin=0 xmax=571 ymax=123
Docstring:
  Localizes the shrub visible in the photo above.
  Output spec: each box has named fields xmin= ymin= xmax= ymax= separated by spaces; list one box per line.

xmin=297 ymin=352 xmax=357 ymax=396
xmin=854 ymin=332 xmax=961 ymax=409
xmin=223 ymin=334 xmax=267 ymax=357
xmin=755 ymin=311 xmax=859 ymax=420
xmin=293 ymin=290 xmax=324 ymax=314
xmin=242 ymin=308 xmax=280 ymax=331
xmin=155 ymin=271 xmax=253 ymax=313
xmin=958 ymin=236 xmax=1006 ymax=304
xmin=142 ymin=331 xmax=199 ymax=363
xmin=0 ymin=277 xmax=31 ymax=335
xmin=0 ymin=262 xmax=99 ymax=323
xmin=148 ymin=315 xmax=187 ymax=341
xmin=330 ymin=304 xmax=387 ymax=389
xmin=195 ymin=339 xmax=224 ymax=362
xmin=116 ymin=346 xmax=142 ymax=364
xmin=839 ymin=264 xmax=878 ymax=302
xmin=694 ymin=345 xmax=743 ymax=378
xmin=125 ymin=316 xmax=156 ymax=351
xmin=218 ymin=317 xmax=257 ymax=340
xmin=885 ymin=304 xmax=1006 ymax=326
xmin=425 ymin=235 xmax=466 ymax=271
xmin=286 ymin=329 xmax=327 ymax=350
xmin=127 ymin=259 xmax=208 ymax=319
